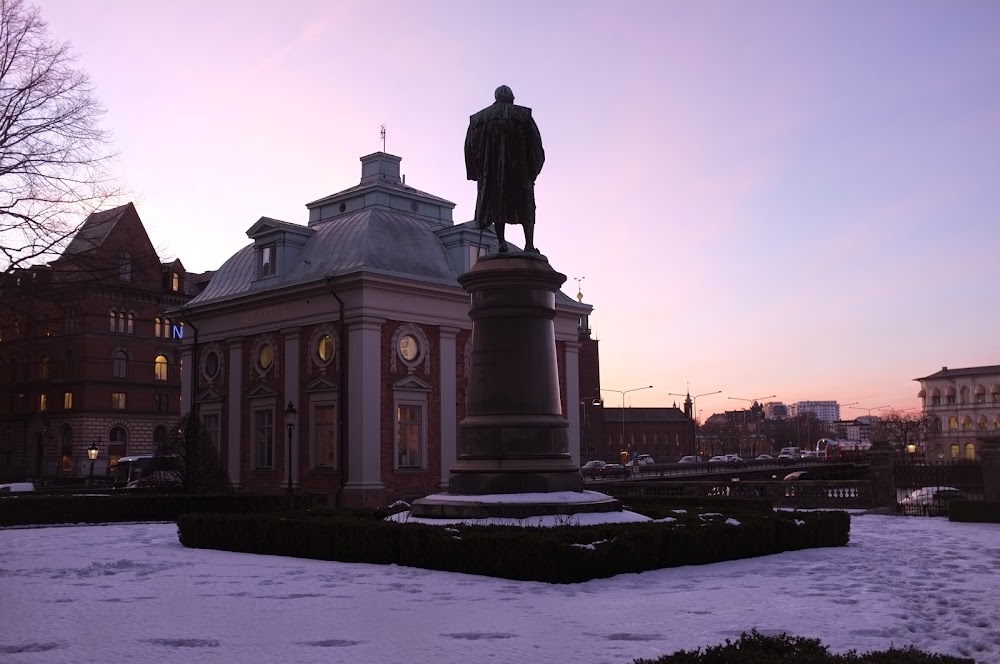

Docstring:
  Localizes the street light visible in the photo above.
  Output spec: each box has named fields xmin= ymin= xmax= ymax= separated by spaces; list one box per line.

xmin=87 ymin=441 xmax=99 ymax=487
xmin=728 ymin=395 xmax=775 ymax=457
xmin=597 ymin=386 xmax=653 ymax=460
xmin=849 ymin=404 xmax=889 ymax=418
xmin=284 ymin=401 xmax=297 ymax=504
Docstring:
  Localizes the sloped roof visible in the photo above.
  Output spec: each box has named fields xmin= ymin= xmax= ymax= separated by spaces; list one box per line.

xmin=914 ymin=365 xmax=1000 ymax=381
xmin=188 ymin=207 xmax=460 ymax=307
xmin=602 ymin=408 xmax=690 ymax=423
xmin=61 ymin=203 xmax=134 ymax=255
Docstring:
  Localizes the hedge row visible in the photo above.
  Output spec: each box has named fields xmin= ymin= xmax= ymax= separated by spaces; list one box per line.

xmin=177 ymin=506 xmax=849 ymax=583
xmin=633 ymin=630 xmax=974 ymax=664
xmin=0 ymin=493 xmax=309 ymax=527
xmin=948 ymin=500 xmax=1000 ymax=523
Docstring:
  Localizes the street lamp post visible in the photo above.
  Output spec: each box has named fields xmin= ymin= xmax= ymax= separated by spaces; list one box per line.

xmin=284 ymin=402 xmax=297 ymax=506
xmin=87 ymin=441 xmax=99 ymax=487
xmin=596 ymin=386 xmax=653 ymax=462
xmin=728 ymin=395 xmax=775 ymax=457
xmin=669 ymin=390 xmax=722 ymax=458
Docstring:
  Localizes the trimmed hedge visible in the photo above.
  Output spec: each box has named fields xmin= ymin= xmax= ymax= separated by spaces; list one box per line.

xmin=176 ymin=505 xmax=850 ymax=583
xmin=948 ymin=500 xmax=1000 ymax=523
xmin=0 ymin=493 xmax=307 ymax=527
xmin=632 ymin=630 xmax=974 ymax=663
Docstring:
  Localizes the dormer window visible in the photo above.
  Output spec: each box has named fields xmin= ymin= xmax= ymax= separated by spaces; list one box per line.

xmin=171 ymin=272 xmax=180 ymax=292
xmin=259 ymin=244 xmax=276 ymax=278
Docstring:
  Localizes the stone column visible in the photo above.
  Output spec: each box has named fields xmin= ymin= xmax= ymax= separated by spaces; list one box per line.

xmin=980 ymin=438 xmax=1000 ymax=502
xmin=341 ymin=315 xmax=385 ymax=506
xmin=282 ymin=328 xmax=301 ymax=489
xmin=226 ymin=338 xmax=243 ymax=488
xmin=438 ymin=326 xmax=459 ymax=489
xmin=867 ymin=441 xmax=896 ymax=509
xmin=448 ymin=254 xmax=583 ymax=494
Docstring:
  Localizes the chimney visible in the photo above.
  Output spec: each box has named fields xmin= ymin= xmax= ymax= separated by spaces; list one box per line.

xmin=359 ymin=152 xmax=402 ymax=185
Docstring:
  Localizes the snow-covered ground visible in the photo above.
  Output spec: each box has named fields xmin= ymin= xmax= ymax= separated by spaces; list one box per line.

xmin=2 ymin=514 xmax=999 ymax=664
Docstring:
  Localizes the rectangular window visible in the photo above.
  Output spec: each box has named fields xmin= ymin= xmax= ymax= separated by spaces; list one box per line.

xmin=39 ymin=394 xmax=47 ymax=412
xmin=396 ymin=404 xmax=422 ymax=468
xmin=931 ymin=396 xmax=941 ymax=405
xmin=314 ymin=405 xmax=337 ymax=467
xmin=202 ymin=412 xmax=220 ymax=452
xmin=946 ymin=395 xmax=956 ymax=405
xmin=63 ymin=392 xmax=73 ymax=409
xmin=154 ymin=394 xmax=168 ymax=413
xmin=254 ymin=409 xmax=274 ymax=469
xmin=112 ymin=392 xmax=126 ymax=410
xmin=260 ymin=245 xmax=275 ymax=278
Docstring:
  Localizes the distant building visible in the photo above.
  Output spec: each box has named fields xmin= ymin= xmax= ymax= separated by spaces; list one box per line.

xmin=830 ymin=418 xmax=876 ymax=442
xmin=763 ymin=401 xmax=788 ymax=420
xmin=789 ymin=400 xmax=841 ymax=424
xmin=0 ymin=204 xmax=207 ymax=481
xmin=915 ymin=365 xmax=1000 ymax=460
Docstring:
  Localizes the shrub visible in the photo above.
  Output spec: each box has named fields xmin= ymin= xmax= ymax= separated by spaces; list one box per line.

xmin=773 ymin=510 xmax=850 ymax=551
xmin=948 ymin=500 xmax=1000 ymax=523
xmin=631 ymin=630 xmax=974 ymax=663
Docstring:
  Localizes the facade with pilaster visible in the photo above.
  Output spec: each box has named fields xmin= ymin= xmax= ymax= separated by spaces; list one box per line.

xmin=916 ymin=365 xmax=1000 ymax=460
xmin=178 ymin=152 xmax=590 ymax=506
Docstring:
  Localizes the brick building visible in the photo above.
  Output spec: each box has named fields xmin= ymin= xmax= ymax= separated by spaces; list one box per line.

xmin=0 ymin=203 xmax=206 ymax=481
xmin=178 ymin=152 xmax=591 ymax=507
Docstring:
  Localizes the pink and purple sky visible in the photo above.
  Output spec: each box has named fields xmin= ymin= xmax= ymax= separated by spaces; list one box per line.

xmin=34 ymin=0 xmax=1000 ymax=417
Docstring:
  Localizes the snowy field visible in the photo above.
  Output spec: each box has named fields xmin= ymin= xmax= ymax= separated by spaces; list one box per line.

xmin=2 ymin=514 xmax=999 ymax=664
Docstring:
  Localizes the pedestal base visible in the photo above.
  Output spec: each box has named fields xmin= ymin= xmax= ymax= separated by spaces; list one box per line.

xmin=410 ymin=490 xmax=621 ymax=519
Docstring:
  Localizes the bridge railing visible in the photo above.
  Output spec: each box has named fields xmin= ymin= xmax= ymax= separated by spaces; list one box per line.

xmin=597 ymin=479 xmax=873 ymax=509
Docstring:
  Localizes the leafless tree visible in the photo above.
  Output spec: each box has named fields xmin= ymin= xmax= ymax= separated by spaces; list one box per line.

xmin=875 ymin=409 xmax=926 ymax=454
xmin=0 ymin=0 xmax=117 ymax=275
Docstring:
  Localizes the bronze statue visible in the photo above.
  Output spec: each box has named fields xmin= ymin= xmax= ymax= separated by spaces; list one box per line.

xmin=464 ymin=85 xmax=545 ymax=253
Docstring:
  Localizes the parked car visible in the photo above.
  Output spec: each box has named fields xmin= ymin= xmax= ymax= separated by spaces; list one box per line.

xmin=755 ymin=454 xmax=774 ymax=461
xmin=580 ymin=460 xmax=607 ymax=479
xmin=801 ymin=451 xmax=818 ymax=460
xmin=899 ymin=486 xmax=968 ymax=515
xmin=625 ymin=454 xmax=655 ymax=468
xmin=708 ymin=455 xmax=729 ymax=466
xmin=724 ymin=454 xmax=746 ymax=468
xmin=783 ymin=471 xmax=814 ymax=481
xmin=599 ymin=463 xmax=631 ymax=479
xmin=678 ymin=455 xmax=703 ymax=464
xmin=0 ymin=482 xmax=35 ymax=493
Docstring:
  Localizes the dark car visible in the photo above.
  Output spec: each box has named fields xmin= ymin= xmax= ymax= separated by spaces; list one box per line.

xmin=783 ymin=471 xmax=814 ymax=481
xmin=599 ymin=463 xmax=630 ymax=480
xmin=580 ymin=460 xmax=607 ymax=479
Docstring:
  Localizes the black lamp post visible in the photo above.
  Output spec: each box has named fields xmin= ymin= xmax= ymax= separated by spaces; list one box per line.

xmin=87 ymin=441 xmax=99 ymax=487
xmin=284 ymin=402 xmax=297 ymax=505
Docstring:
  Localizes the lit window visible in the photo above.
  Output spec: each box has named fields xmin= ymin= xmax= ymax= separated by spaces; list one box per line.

xmin=117 ymin=311 xmax=126 ymax=333
xmin=965 ymin=443 xmax=976 ymax=461
xmin=257 ymin=343 xmax=273 ymax=371
xmin=63 ymin=392 xmax=73 ymax=409
xmin=317 ymin=334 xmax=334 ymax=363
xmin=254 ymin=409 xmax=274 ymax=469
xmin=948 ymin=416 xmax=958 ymax=431
xmin=950 ymin=443 xmax=959 ymax=459
xmin=260 ymin=245 xmax=275 ymax=278
xmin=109 ymin=310 xmax=117 ymax=332
xmin=162 ymin=318 xmax=171 ymax=339
xmin=111 ymin=392 xmax=126 ymax=410
xmin=171 ymin=272 xmax=180 ymax=292
xmin=314 ymin=404 xmax=337 ymax=467
xmin=154 ymin=355 xmax=168 ymax=381
xmin=112 ymin=350 xmax=128 ymax=378
xmin=962 ymin=417 xmax=972 ymax=431
xmin=977 ymin=417 xmax=988 ymax=431
xmin=39 ymin=394 xmax=47 ymax=412
xmin=154 ymin=317 xmax=162 ymax=338
xmin=396 ymin=404 xmax=422 ymax=468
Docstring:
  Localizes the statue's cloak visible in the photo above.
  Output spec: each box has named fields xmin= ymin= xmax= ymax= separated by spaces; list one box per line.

xmin=464 ymin=101 xmax=545 ymax=229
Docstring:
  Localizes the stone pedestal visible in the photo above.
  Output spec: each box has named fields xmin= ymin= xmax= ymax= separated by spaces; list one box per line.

xmin=449 ymin=253 xmax=583 ymax=494
xmin=409 ymin=252 xmax=615 ymax=519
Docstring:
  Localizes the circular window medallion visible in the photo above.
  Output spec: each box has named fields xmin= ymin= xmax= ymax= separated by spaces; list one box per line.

xmin=257 ymin=343 xmax=274 ymax=371
xmin=339 ymin=203 xmax=347 ymax=213
xmin=398 ymin=334 xmax=419 ymax=362
xmin=317 ymin=334 xmax=334 ymax=363
xmin=204 ymin=350 xmax=220 ymax=379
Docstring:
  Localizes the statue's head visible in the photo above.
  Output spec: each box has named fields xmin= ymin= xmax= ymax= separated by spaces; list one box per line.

xmin=494 ymin=85 xmax=514 ymax=104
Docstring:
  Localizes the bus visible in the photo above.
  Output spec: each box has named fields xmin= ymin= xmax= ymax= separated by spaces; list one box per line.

xmin=815 ymin=439 xmax=871 ymax=461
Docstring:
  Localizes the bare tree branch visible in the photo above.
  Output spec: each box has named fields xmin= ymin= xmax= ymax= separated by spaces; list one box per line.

xmin=0 ymin=0 xmax=118 ymax=274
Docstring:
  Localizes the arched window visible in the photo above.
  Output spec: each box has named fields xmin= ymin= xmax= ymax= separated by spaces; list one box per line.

xmin=945 ymin=387 xmax=956 ymax=405
xmin=153 ymin=425 xmax=167 ymax=449
xmin=949 ymin=443 xmax=959 ymax=459
xmin=126 ymin=313 xmax=135 ymax=335
xmin=975 ymin=384 xmax=986 ymax=403
xmin=120 ymin=253 xmax=132 ymax=281
xmin=930 ymin=388 xmax=941 ymax=406
xmin=108 ymin=427 xmax=127 ymax=471
xmin=965 ymin=443 xmax=976 ymax=461
xmin=171 ymin=272 xmax=180 ymax=292
xmin=977 ymin=415 xmax=988 ymax=431
xmin=992 ymin=385 xmax=1000 ymax=403
xmin=948 ymin=416 xmax=958 ymax=431
xmin=109 ymin=309 xmax=117 ymax=332
xmin=154 ymin=355 xmax=168 ymax=381
xmin=154 ymin=317 xmax=162 ymax=338
xmin=960 ymin=386 xmax=969 ymax=403
xmin=961 ymin=416 xmax=972 ymax=431
xmin=163 ymin=318 xmax=171 ymax=339
xmin=117 ymin=311 xmax=126 ymax=333
xmin=931 ymin=417 xmax=941 ymax=432
xmin=113 ymin=350 xmax=128 ymax=378
xmin=60 ymin=426 xmax=73 ymax=474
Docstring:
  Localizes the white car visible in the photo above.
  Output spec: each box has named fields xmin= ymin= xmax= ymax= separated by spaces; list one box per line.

xmin=0 ymin=482 xmax=35 ymax=493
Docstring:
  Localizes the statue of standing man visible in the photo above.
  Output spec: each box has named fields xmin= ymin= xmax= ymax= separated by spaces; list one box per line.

xmin=465 ymin=85 xmax=545 ymax=254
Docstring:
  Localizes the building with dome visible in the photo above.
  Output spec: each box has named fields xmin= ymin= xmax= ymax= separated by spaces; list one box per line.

xmin=178 ymin=152 xmax=591 ymax=506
